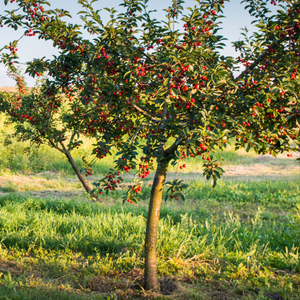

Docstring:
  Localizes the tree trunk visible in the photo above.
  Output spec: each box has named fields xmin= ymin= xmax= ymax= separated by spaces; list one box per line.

xmin=144 ymin=159 xmax=168 ymax=291
xmin=64 ymin=151 xmax=92 ymax=194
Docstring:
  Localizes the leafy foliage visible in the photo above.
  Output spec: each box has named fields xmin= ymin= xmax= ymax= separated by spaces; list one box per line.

xmin=165 ymin=178 xmax=188 ymax=201
xmin=202 ymin=155 xmax=225 ymax=187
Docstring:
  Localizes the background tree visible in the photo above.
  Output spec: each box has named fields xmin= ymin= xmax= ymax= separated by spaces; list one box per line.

xmin=230 ymin=0 xmax=300 ymax=159
xmin=0 ymin=0 xmax=299 ymax=291
xmin=0 ymin=3 xmax=127 ymax=195
xmin=0 ymin=71 xmax=100 ymax=195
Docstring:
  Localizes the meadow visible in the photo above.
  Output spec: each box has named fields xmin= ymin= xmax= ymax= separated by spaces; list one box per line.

xmin=0 ymin=111 xmax=299 ymax=299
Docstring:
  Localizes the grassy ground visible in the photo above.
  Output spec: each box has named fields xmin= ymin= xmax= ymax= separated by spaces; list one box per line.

xmin=0 ymin=180 xmax=299 ymax=299
xmin=0 ymin=114 xmax=300 ymax=299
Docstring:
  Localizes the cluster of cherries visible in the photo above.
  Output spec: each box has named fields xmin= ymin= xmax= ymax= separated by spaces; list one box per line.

xmin=95 ymin=147 xmax=109 ymax=159
xmin=100 ymin=173 xmax=121 ymax=194
xmin=138 ymin=157 xmax=152 ymax=178
xmin=124 ymin=165 xmax=131 ymax=172
xmin=132 ymin=185 xmax=142 ymax=194
xmin=85 ymin=167 xmax=93 ymax=177
xmin=15 ymin=76 xmax=26 ymax=94
xmin=126 ymin=184 xmax=142 ymax=204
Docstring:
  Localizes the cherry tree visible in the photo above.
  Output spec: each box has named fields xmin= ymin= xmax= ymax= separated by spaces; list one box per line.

xmin=0 ymin=0 xmax=299 ymax=291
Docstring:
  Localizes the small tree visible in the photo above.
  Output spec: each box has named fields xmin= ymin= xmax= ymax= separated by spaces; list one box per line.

xmin=0 ymin=3 xmax=127 ymax=194
xmin=1 ymin=0 xmax=299 ymax=291
xmin=0 ymin=72 xmax=100 ymax=194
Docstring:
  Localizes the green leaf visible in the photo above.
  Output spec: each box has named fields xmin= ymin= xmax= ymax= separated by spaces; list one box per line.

xmin=165 ymin=194 xmax=169 ymax=202
xmin=178 ymin=191 xmax=185 ymax=201
xmin=214 ymin=170 xmax=220 ymax=179
xmin=183 ymin=126 xmax=189 ymax=136
xmin=163 ymin=78 xmax=169 ymax=86
xmin=211 ymin=174 xmax=217 ymax=188
xmin=245 ymin=143 xmax=251 ymax=152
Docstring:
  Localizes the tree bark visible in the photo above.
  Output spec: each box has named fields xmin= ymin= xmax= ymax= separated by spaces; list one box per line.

xmin=144 ymin=159 xmax=168 ymax=291
xmin=64 ymin=151 xmax=92 ymax=194
xmin=48 ymin=139 xmax=95 ymax=197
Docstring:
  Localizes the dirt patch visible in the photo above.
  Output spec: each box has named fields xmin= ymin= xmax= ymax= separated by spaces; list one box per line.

xmin=86 ymin=277 xmax=116 ymax=293
xmin=0 ymin=173 xmax=79 ymax=193
xmin=224 ymin=164 xmax=300 ymax=177
xmin=28 ymin=190 xmax=85 ymax=199
xmin=159 ymin=278 xmax=177 ymax=295
xmin=35 ymin=171 xmax=59 ymax=177
xmin=263 ymin=292 xmax=285 ymax=300
xmin=127 ymin=268 xmax=144 ymax=280
xmin=86 ymin=271 xmax=177 ymax=296
xmin=85 ymin=274 xmax=178 ymax=299
xmin=255 ymin=155 xmax=274 ymax=161
xmin=211 ymin=292 xmax=230 ymax=300
xmin=247 ymin=288 xmax=286 ymax=300
xmin=0 ymin=156 xmax=298 ymax=197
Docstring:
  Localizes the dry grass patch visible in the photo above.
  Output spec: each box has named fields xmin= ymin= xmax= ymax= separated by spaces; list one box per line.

xmin=0 ymin=173 xmax=81 ymax=193
xmin=0 ymin=86 xmax=17 ymax=93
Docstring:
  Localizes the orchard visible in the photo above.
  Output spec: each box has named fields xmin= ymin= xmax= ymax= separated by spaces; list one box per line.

xmin=0 ymin=0 xmax=299 ymax=291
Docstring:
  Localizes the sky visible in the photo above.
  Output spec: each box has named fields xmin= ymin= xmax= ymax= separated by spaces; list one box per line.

xmin=0 ymin=0 xmax=276 ymax=87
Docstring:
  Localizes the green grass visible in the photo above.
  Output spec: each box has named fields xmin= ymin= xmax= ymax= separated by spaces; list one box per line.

xmin=0 ymin=113 xmax=116 ymax=176
xmin=0 ymin=179 xmax=299 ymax=299
xmin=0 ymin=132 xmax=115 ymax=176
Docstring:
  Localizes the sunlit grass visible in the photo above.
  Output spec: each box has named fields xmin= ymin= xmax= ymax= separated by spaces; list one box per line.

xmin=0 ymin=178 xmax=299 ymax=299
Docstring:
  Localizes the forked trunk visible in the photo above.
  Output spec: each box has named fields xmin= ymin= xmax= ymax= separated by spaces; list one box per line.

xmin=64 ymin=151 xmax=92 ymax=194
xmin=144 ymin=159 xmax=168 ymax=291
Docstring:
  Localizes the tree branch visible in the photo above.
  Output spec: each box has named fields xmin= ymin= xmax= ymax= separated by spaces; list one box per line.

xmin=67 ymin=130 xmax=78 ymax=152
xmin=164 ymin=131 xmax=185 ymax=157
xmin=48 ymin=138 xmax=65 ymax=153
xmin=235 ymin=40 xmax=281 ymax=82
xmin=216 ymin=40 xmax=282 ymax=102
xmin=130 ymin=101 xmax=161 ymax=122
